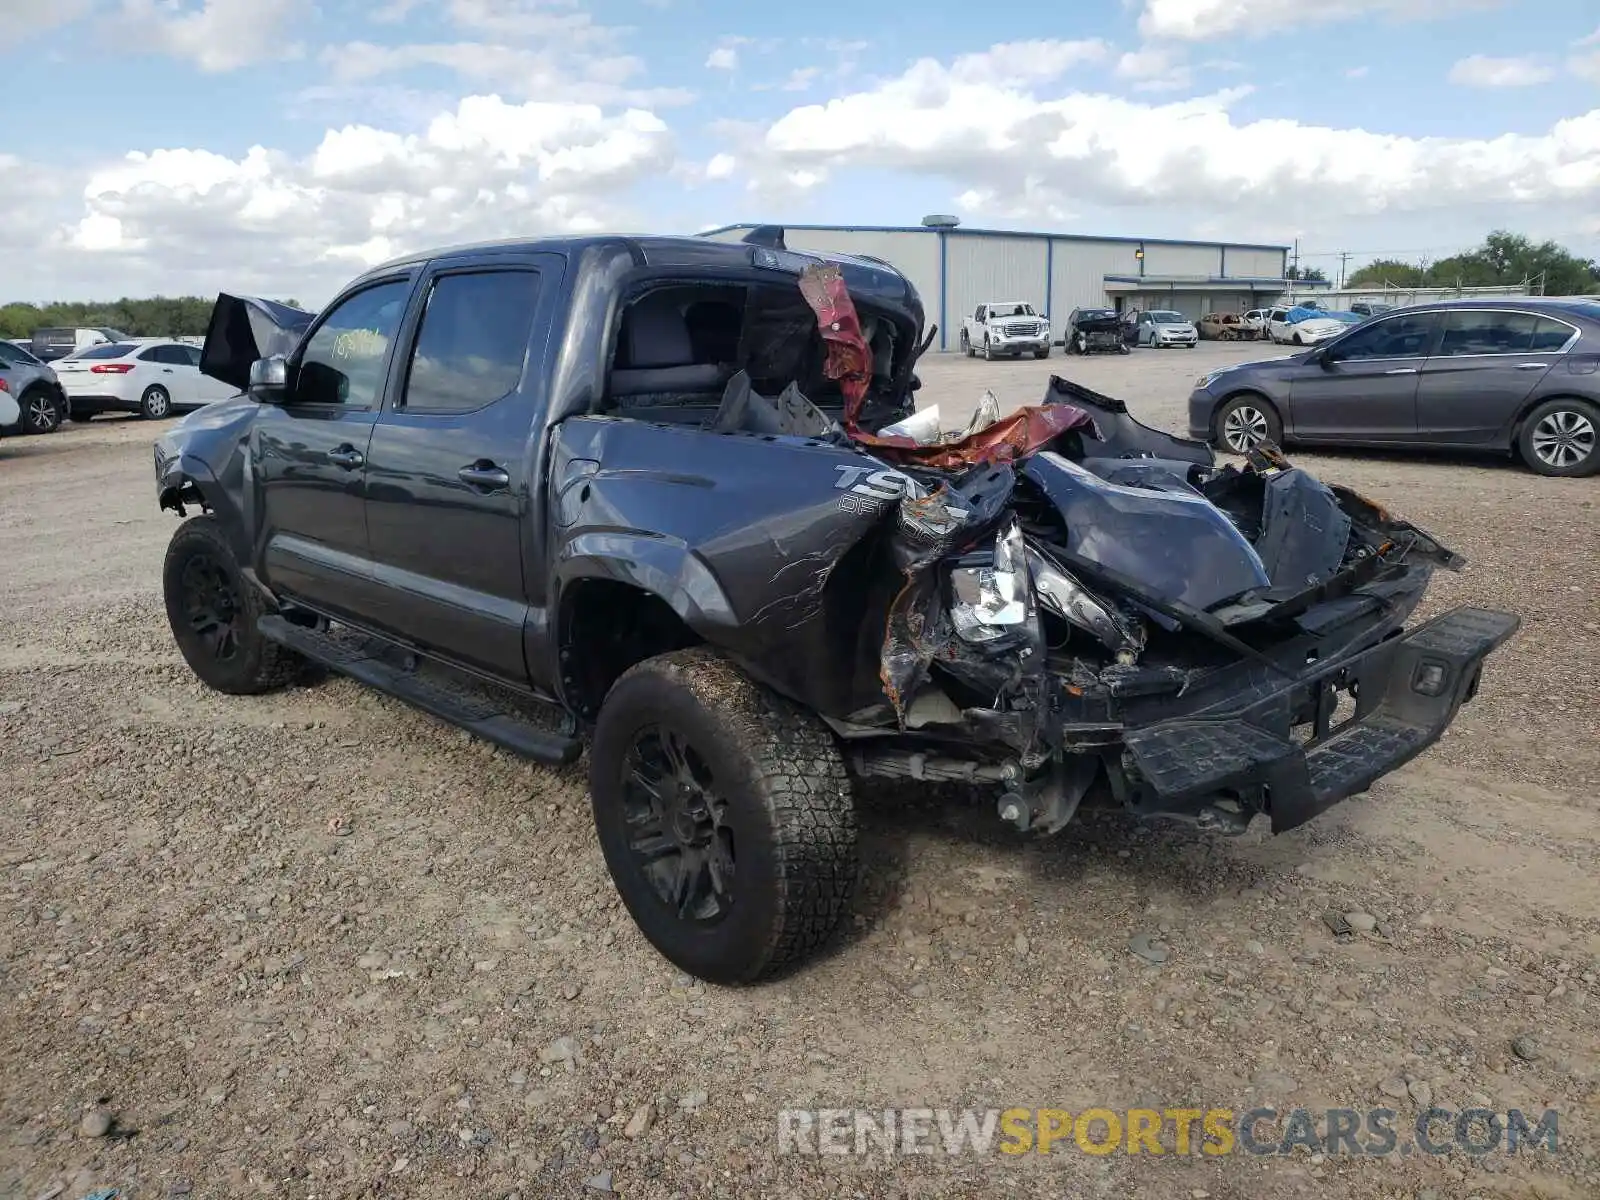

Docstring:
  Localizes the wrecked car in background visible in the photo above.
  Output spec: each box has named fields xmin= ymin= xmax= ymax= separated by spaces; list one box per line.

xmin=1063 ymin=307 xmax=1131 ymax=356
xmin=151 ymin=226 xmax=1520 ymax=985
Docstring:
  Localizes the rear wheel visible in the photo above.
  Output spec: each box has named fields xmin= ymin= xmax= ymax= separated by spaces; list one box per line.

xmin=1034 ymin=347 xmax=1050 ymax=359
xmin=960 ymin=330 xmax=972 ymax=358
xmin=590 ymin=647 xmax=857 ymax=985
xmin=140 ymin=385 xmax=172 ymax=420
xmin=1215 ymin=393 xmax=1282 ymax=454
xmin=1519 ymin=398 xmax=1600 ymax=477
xmin=19 ymin=388 xmax=62 ymax=434
xmin=163 ymin=515 xmax=304 ymax=694
xmin=983 ymin=337 xmax=994 ymax=361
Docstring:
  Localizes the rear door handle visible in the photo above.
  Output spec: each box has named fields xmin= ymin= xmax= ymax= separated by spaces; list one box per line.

xmin=458 ymin=461 xmax=510 ymax=490
xmin=1383 ymin=367 xmax=1417 ymax=375
xmin=328 ymin=445 xmax=364 ymax=469
xmin=1516 ymin=362 xmax=1548 ymax=370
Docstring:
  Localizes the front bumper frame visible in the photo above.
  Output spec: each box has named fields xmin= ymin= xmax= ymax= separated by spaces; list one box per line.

xmin=1116 ymin=605 xmax=1519 ymax=833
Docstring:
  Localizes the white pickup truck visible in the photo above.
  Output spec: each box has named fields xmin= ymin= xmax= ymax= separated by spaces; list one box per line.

xmin=959 ymin=301 xmax=1051 ymax=360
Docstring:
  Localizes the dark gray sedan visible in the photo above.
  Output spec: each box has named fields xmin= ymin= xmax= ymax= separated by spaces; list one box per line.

xmin=1187 ymin=298 xmax=1600 ymax=477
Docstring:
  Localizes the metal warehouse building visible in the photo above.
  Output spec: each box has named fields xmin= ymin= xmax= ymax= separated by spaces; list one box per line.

xmin=699 ymin=221 xmax=1293 ymax=351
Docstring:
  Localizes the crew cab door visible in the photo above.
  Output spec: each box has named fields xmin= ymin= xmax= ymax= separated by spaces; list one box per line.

xmin=251 ymin=273 xmax=417 ymax=623
xmin=361 ymin=253 xmax=564 ymax=683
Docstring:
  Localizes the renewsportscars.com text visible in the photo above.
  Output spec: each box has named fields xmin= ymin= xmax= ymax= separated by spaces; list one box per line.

xmin=777 ymin=1106 xmax=1560 ymax=1158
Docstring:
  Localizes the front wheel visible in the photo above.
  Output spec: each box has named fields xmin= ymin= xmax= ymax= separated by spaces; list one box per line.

xmin=983 ymin=338 xmax=994 ymax=361
xmin=1035 ymin=347 xmax=1050 ymax=359
xmin=590 ymin=647 xmax=858 ymax=985
xmin=1519 ymin=398 xmax=1600 ymax=477
xmin=163 ymin=515 xmax=305 ymax=694
xmin=1215 ymin=393 xmax=1283 ymax=454
xmin=960 ymin=330 xmax=972 ymax=358
xmin=19 ymin=389 xmax=62 ymax=434
xmin=140 ymin=385 xmax=173 ymax=420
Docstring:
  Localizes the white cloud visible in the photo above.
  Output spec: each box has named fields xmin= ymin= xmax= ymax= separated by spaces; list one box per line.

xmin=1346 ymin=65 xmax=1370 ymax=79
xmin=705 ymin=153 xmax=737 ymax=180
xmin=706 ymin=46 xmax=738 ymax=71
xmin=113 ymin=0 xmax=310 ymax=72
xmin=735 ymin=44 xmax=1600 ymax=235
xmin=11 ymin=0 xmax=97 ymax=37
xmin=1448 ymin=55 xmax=1554 ymax=88
xmin=323 ymin=40 xmax=691 ymax=108
xmin=1137 ymin=0 xmax=1498 ymax=42
xmin=6 ymin=93 xmax=675 ymax=303
xmin=1115 ymin=46 xmax=1192 ymax=92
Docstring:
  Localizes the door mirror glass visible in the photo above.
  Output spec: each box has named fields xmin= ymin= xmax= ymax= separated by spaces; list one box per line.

xmin=248 ymin=354 xmax=288 ymax=401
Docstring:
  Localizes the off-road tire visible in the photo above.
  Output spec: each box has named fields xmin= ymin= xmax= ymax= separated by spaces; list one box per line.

xmin=590 ymin=646 xmax=857 ymax=985
xmin=163 ymin=515 xmax=304 ymax=695
xmin=1517 ymin=397 xmax=1600 ymax=478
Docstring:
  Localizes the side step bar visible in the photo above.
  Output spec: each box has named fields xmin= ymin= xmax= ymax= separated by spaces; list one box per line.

xmin=258 ymin=615 xmax=582 ymax=766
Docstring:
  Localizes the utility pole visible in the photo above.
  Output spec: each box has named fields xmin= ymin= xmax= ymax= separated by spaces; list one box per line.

xmin=1337 ymin=250 xmax=1352 ymax=290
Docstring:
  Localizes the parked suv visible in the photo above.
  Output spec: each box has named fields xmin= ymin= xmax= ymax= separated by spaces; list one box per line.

xmin=0 ymin=338 xmax=67 ymax=435
xmin=1189 ymin=298 xmax=1600 ymax=476
xmin=151 ymin=232 xmax=1517 ymax=983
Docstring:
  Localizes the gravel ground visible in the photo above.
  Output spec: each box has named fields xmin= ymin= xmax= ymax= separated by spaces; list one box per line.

xmin=2 ymin=343 xmax=1598 ymax=1200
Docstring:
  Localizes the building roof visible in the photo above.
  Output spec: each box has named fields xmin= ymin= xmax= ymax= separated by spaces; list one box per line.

xmin=1104 ymin=274 xmax=1330 ymax=291
xmin=698 ymin=222 xmax=1288 ymax=254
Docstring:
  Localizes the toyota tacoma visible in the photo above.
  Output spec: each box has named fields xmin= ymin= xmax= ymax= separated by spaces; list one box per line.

xmin=152 ymin=227 xmax=1519 ymax=984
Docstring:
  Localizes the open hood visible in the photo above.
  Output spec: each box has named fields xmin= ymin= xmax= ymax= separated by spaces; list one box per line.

xmin=199 ymin=293 xmax=316 ymax=392
xmin=1070 ymin=311 xmax=1121 ymax=333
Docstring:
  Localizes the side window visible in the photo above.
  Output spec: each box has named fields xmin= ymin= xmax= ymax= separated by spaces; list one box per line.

xmin=1529 ymin=317 xmax=1576 ymax=352
xmin=1328 ymin=313 xmax=1436 ymax=361
xmin=399 ymin=270 xmax=540 ymax=414
xmin=974 ymin=306 xmax=985 ymax=321
xmin=294 ymin=279 xmax=411 ymax=407
xmin=1437 ymin=310 xmax=1538 ymax=357
xmin=137 ymin=345 xmax=166 ymax=362
xmin=183 ymin=346 xmax=204 ymax=367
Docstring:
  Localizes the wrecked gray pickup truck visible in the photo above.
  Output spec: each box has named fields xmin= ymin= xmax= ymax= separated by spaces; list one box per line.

xmin=153 ymin=227 xmax=1518 ymax=984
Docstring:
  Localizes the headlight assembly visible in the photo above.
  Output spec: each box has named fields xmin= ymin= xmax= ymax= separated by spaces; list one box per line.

xmin=947 ymin=521 xmax=1032 ymax=643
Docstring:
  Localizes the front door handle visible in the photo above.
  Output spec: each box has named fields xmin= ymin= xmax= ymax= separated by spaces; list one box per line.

xmin=1516 ymin=362 xmax=1548 ymax=370
xmin=1383 ymin=367 xmax=1418 ymax=375
xmin=328 ymin=445 xmax=364 ymax=469
xmin=458 ymin=461 xmax=510 ymax=490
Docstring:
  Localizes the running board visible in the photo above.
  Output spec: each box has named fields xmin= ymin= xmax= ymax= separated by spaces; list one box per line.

xmin=257 ymin=615 xmax=582 ymax=766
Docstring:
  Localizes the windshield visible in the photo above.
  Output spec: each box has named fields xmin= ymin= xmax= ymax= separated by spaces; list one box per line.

xmin=1149 ymin=311 xmax=1185 ymax=322
xmin=992 ymin=304 xmax=1035 ymax=317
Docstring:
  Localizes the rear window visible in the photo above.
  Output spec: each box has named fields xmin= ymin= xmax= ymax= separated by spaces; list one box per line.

xmin=75 ymin=342 xmax=137 ymax=359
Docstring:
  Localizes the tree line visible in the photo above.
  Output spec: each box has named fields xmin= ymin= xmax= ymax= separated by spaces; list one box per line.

xmin=1345 ymin=231 xmax=1599 ymax=295
xmin=0 ymin=295 xmax=305 ymax=342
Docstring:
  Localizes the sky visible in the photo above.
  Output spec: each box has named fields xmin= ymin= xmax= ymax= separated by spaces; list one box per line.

xmin=4 ymin=0 xmax=1600 ymax=306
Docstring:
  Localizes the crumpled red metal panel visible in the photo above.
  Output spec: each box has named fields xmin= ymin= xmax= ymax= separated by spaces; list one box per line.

xmin=797 ymin=262 xmax=1096 ymax=469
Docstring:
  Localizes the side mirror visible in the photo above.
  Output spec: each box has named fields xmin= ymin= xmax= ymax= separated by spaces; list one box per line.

xmin=248 ymin=355 xmax=288 ymax=402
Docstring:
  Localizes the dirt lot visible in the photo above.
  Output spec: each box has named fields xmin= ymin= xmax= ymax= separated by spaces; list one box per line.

xmin=2 ymin=342 xmax=1598 ymax=1200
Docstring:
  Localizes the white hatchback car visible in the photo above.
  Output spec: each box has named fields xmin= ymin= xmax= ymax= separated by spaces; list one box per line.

xmin=55 ymin=338 xmax=238 ymax=421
